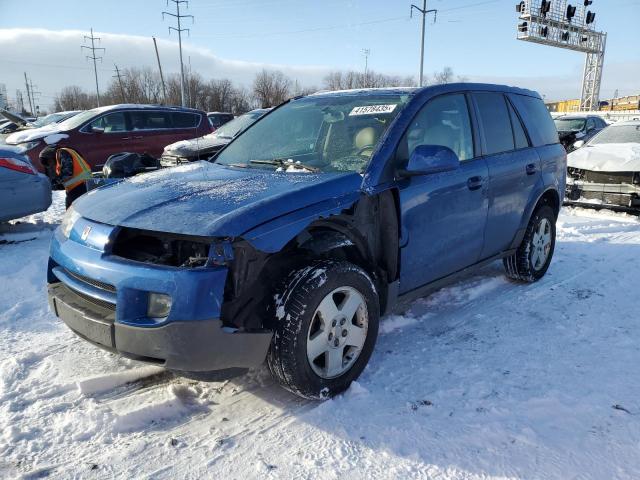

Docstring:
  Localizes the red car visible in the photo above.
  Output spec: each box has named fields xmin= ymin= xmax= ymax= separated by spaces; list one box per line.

xmin=5 ymin=104 xmax=211 ymax=175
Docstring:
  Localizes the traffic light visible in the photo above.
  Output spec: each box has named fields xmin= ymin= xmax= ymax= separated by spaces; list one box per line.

xmin=541 ymin=0 xmax=551 ymax=16
xmin=584 ymin=0 xmax=593 ymax=6
xmin=516 ymin=1 xmax=525 ymax=13
xmin=561 ymin=31 xmax=570 ymax=41
xmin=539 ymin=26 xmax=549 ymax=37
xmin=586 ymin=11 xmax=596 ymax=24
xmin=566 ymin=4 xmax=577 ymax=21
xmin=518 ymin=21 xmax=528 ymax=32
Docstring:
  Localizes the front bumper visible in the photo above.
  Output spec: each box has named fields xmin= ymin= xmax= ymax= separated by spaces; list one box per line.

xmin=565 ymin=180 xmax=640 ymax=211
xmin=48 ymin=221 xmax=272 ymax=372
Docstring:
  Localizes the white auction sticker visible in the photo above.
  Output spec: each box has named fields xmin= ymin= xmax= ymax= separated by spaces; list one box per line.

xmin=349 ymin=104 xmax=397 ymax=116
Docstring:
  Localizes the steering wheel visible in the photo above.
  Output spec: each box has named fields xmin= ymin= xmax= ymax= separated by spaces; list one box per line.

xmin=355 ymin=144 xmax=376 ymax=156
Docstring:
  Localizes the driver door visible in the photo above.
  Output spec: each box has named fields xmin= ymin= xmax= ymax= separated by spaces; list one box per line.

xmin=396 ymin=93 xmax=489 ymax=293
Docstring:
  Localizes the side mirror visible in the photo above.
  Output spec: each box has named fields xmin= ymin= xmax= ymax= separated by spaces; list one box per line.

xmin=573 ymin=140 xmax=585 ymax=149
xmin=90 ymin=126 xmax=105 ymax=134
xmin=399 ymin=145 xmax=460 ymax=177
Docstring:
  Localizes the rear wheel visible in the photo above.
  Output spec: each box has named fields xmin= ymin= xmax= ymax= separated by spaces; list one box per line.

xmin=503 ymin=204 xmax=556 ymax=282
xmin=267 ymin=260 xmax=379 ymax=399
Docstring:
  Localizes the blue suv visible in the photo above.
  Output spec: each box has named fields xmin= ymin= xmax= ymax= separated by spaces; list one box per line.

xmin=48 ymin=84 xmax=565 ymax=399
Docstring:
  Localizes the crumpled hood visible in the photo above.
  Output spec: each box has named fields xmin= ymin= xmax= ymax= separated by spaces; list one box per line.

xmin=5 ymin=124 xmax=63 ymax=144
xmin=75 ymin=161 xmax=362 ymax=237
xmin=567 ymin=143 xmax=640 ymax=172
xmin=164 ymin=134 xmax=228 ymax=156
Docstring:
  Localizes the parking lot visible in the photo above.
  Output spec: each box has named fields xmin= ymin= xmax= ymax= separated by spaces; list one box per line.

xmin=1 ymin=193 xmax=639 ymax=479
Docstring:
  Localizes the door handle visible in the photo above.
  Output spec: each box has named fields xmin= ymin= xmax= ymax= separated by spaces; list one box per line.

xmin=467 ymin=176 xmax=484 ymax=191
xmin=526 ymin=163 xmax=538 ymax=175
xmin=121 ymin=137 xmax=131 ymax=140
xmin=133 ymin=136 xmax=143 ymax=140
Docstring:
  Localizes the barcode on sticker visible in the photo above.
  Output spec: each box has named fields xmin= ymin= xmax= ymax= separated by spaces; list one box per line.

xmin=349 ymin=104 xmax=397 ymax=116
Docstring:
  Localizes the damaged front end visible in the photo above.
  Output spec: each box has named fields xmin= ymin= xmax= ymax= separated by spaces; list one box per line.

xmin=565 ymin=168 xmax=640 ymax=210
xmin=47 ymin=218 xmax=273 ymax=373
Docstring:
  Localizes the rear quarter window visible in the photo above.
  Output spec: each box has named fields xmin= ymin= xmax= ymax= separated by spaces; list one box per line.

xmin=508 ymin=94 xmax=559 ymax=147
xmin=172 ymin=112 xmax=200 ymax=129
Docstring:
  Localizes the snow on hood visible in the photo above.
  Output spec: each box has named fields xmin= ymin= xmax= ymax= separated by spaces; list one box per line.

xmin=74 ymin=161 xmax=362 ymax=238
xmin=567 ymin=143 xmax=640 ymax=172
xmin=163 ymin=134 xmax=227 ymax=156
xmin=5 ymin=124 xmax=63 ymax=144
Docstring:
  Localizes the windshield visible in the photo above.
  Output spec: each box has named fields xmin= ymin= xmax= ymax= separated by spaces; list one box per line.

xmin=215 ymin=94 xmax=410 ymax=173
xmin=554 ymin=118 xmax=585 ymax=132
xmin=213 ymin=111 xmax=264 ymax=139
xmin=30 ymin=112 xmax=65 ymax=128
xmin=589 ymin=124 xmax=640 ymax=145
xmin=56 ymin=108 xmax=102 ymax=131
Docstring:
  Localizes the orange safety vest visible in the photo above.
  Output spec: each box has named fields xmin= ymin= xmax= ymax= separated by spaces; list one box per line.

xmin=55 ymin=148 xmax=92 ymax=191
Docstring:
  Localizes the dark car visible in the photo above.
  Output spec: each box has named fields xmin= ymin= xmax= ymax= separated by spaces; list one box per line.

xmin=554 ymin=114 xmax=607 ymax=152
xmin=160 ymin=108 xmax=270 ymax=167
xmin=5 ymin=104 xmax=211 ymax=175
xmin=48 ymin=84 xmax=565 ymax=399
xmin=0 ymin=145 xmax=51 ymax=222
xmin=207 ymin=112 xmax=234 ymax=130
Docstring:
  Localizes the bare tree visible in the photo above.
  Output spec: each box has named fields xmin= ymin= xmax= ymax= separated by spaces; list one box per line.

xmin=252 ymin=70 xmax=292 ymax=108
xmin=323 ymin=70 xmax=416 ymax=91
xmin=430 ymin=67 xmax=455 ymax=85
xmin=54 ymin=86 xmax=97 ymax=111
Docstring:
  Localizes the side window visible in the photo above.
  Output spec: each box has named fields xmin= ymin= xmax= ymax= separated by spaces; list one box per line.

xmin=400 ymin=93 xmax=474 ymax=163
xmin=172 ymin=112 xmax=200 ymax=128
xmin=586 ymin=118 xmax=596 ymax=132
xmin=473 ymin=92 xmax=515 ymax=155
xmin=509 ymin=94 xmax=559 ymax=146
xmin=88 ymin=112 xmax=126 ymax=133
xmin=507 ymin=100 xmax=529 ymax=149
xmin=130 ymin=111 xmax=171 ymax=130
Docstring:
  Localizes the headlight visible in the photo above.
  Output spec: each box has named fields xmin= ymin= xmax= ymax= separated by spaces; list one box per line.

xmin=17 ymin=141 xmax=41 ymax=152
xmin=60 ymin=206 xmax=81 ymax=238
xmin=148 ymin=293 xmax=172 ymax=318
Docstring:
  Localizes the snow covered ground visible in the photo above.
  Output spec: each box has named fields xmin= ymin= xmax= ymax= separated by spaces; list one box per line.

xmin=1 ymin=193 xmax=640 ymax=479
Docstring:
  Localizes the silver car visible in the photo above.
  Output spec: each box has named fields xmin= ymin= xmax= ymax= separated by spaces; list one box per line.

xmin=0 ymin=145 xmax=52 ymax=222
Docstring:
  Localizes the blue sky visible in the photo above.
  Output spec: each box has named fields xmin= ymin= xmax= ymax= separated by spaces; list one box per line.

xmin=1 ymin=0 xmax=639 ymax=107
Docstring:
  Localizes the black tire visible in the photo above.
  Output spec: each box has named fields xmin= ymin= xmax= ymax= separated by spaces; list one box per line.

xmin=503 ymin=204 xmax=556 ymax=282
xmin=267 ymin=260 xmax=380 ymax=399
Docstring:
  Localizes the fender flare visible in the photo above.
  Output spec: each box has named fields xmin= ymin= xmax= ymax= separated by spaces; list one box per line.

xmin=509 ymin=187 xmax=560 ymax=249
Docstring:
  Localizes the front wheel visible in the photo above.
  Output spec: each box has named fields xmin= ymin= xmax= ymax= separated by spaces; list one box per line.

xmin=503 ymin=204 xmax=556 ymax=282
xmin=267 ymin=260 xmax=380 ymax=399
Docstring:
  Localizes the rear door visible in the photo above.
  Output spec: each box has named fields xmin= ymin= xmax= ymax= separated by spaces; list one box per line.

xmin=128 ymin=110 xmax=176 ymax=158
xmin=396 ymin=93 xmax=489 ymax=293
xmin=472 ymin=92 xmax=541 ymax=259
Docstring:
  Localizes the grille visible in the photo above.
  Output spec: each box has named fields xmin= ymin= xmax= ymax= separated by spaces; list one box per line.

xmin=60 ymin=283 xmax=116 ymax=313
xmin=65 ymin=269 xmax=116 ymax=293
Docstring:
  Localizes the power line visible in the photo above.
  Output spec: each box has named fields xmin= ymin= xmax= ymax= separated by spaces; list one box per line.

xmin=163 ymin=0 xmax=194 ymax=107
xmin=82 ymin=28 xmax=105 ymax=107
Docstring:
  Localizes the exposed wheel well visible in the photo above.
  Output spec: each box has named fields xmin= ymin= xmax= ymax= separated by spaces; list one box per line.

xmin=538 ymin=189 xmax=560 ymax=219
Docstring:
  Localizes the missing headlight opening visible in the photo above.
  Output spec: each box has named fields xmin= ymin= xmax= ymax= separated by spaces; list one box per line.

xmin=112 ymin=228 xmax=212 ymax=267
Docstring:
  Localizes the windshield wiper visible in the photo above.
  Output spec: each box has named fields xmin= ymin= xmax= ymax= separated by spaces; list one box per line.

xmin=249 ymin=158 xmax=319 ymax=173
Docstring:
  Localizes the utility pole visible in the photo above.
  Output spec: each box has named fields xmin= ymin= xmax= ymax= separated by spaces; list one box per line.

xmin=163 ymin=0 xmax=194 ymax=107
xmin=362 ymin=49 xmax=370 ymax=87
xmin=411 ymin=1 xmax=437 ymax=87
xmin=82 ymin=28 xmax=105 ymax=107
xmin=29 ymin=78 xmax=41 ymax=116
xmin=152 ymin=37 xmax=168 ymax=104
xmin=113 ymin=64 xmax=127 ymax=103
xmin=24 ymin=72 xmax=34 ymax=115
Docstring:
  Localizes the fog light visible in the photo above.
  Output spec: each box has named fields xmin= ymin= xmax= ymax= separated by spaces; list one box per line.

xmin=148 ymin=293 xmax=172 ymax=318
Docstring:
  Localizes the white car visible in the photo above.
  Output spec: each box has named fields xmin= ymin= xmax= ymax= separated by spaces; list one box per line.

xmin=566 ymin=120 xmax=640 ymax=211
